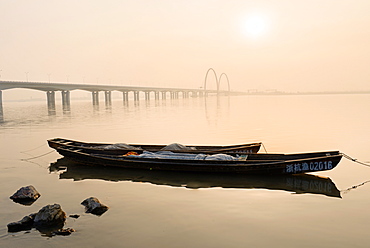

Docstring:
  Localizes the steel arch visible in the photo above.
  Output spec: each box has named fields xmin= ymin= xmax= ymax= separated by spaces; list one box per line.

xmin=204 ymin=68 xmax=219 ymax=92
xmin=218 ymin=73 xmax=230 ymax=92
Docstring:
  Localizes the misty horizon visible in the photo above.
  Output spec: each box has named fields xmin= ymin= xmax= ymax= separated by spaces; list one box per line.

xmin=1 ymin=0 xmax=369 ymax=98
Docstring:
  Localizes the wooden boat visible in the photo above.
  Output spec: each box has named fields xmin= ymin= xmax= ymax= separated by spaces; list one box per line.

xmin=50 ymin=157 xmax=341 ymax=198
xmin=52 ymin=145 xmax=342 ymax=175
xmin=47 ymin=138 xmax=261 ymax=155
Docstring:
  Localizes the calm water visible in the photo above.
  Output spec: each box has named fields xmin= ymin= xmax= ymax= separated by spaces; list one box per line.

xmin=0 ymin=94 xmax=369 ymax=248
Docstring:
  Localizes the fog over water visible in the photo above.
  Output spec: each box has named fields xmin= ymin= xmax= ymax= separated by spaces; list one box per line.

xmin=0 ymin=94 xmax=369 ymax=247
xmin=1 ymin=1 xmax=370 ymax=95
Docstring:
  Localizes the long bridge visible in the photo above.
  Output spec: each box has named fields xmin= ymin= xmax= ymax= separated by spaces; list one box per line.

xmin=0 ymin=80 xmax=231 ymax=113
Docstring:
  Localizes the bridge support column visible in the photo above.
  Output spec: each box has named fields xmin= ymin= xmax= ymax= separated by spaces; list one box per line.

xmin=199 ymin=91 xmax=204 ymax=97
xmin=122 ymin=91 xmax=129 ymax=102
xmin=145 ymin=91 xmax=150 ymax=100
xmin=134 ymin=91 xmax=139 ymax=101
xmin=105 ymin=91 xmax=112 ymax=106
xmin=0 ymin=90 xmax=3 ymax=116
xmin=47 ymin=91 xmax=56 ymax=109
xmin=61 ymin=90 xmax=71 ymax=111
xmin=192 ymin=91 xmax=198 ymax=98
xmin=161 ymin=91 xmax=166 ymax=99
xmin=183 ymin=92 xmax=189 ymax=98
xmin=155 ymin=91 xmax=159 ymax=100
xmin=92 ymin=91 xmax=99 ymax=105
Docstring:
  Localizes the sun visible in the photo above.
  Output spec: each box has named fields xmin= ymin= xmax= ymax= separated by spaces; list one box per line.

xmin=242 ymin=14 xmax=269 ymax=39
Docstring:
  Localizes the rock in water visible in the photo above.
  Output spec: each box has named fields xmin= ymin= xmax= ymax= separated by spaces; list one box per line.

xmin=10 ymin=185 xmax=41 ymax=205
xmin=81 ymin=197 xmax=109 ymax=215
xmin=7 ymin=214 xmax=36 ymax=232
xmin=69 ymin=214 xmax=80 ymax=219
xmin=53 ymin=228 xmax=75 ymax=236
xmin=33 ymin=204 xmax=66 ymax=227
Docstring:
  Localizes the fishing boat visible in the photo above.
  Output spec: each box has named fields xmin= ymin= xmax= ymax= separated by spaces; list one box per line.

xmin=47 ymin=138 xmax=262 ymax=155
xmin=51 ymin=145 xmax=342 ymax=175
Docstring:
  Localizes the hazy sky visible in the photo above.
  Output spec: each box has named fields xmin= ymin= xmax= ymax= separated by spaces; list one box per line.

xmin=1 ymin=0 xmax=369 ymax=94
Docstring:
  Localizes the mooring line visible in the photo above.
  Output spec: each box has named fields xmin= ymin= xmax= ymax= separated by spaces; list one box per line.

xmin=21 ymin=150 xmax=55 ymax=161
xmin=261 ymin=142 xmax=268 ymax=153
xmin=22 ymin=159 xmax=49 ymax=169
xmin=341 ymin=179 xmax=370 ymax=194
xmin=341 ymin=153 xmax=370 ymax=167
xmin=20 ymin=143 xmax=48 ymax=153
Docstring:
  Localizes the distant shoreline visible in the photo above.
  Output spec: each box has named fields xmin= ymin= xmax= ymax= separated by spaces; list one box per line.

xmin=232 ymin=90 xmax=370 ymax=96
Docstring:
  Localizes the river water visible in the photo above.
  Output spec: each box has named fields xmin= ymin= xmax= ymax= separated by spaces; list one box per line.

xmin=0 ymin=94 xmax=369 ymax=248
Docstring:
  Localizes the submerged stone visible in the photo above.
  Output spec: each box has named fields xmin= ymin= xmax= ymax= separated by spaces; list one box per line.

xmin=10 ymin=185 xmax=41 ymax=205
xmin=53 ymin=228 xmax=75 ymax=236
xmin=69 ymin=214 xmax=80 ymax=219
xmin=81 ymin=197 xmax=109 ymax=215
xmin=7 ymin=213 xmax=36 ymax=232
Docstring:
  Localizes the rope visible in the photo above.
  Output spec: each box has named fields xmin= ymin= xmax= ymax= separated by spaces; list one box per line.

xmin=20 ymin=143 xmax=47 ymax=153
xmin=341 ymin=153 xmax=370 ymax=167
xmin=22 ymin=159 xmax=49 ymax=169
xmin=339 ymin=153 xmax=370 ymax=195
xmin=341 ymin=179 xmax=370 ymax=194
xmin=261 ymin=142 xmax=268 ymax=153
xmin=21 ymin=150 xmax=55 ymax=161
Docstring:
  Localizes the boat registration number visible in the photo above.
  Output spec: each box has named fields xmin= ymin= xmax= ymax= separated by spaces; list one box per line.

xmin=286 ymin=161 xmax=333 ymax=173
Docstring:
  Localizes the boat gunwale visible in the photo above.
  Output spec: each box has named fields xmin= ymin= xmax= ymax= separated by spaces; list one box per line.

xmin=47 ymin=138 xmax=262 ymax=155
xmin=56 ymin=146 xmax=342 ymax=167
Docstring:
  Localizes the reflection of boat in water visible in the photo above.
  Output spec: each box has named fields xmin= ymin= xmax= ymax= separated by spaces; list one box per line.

xmin=50 ymin=158 xmax=341 ymax=198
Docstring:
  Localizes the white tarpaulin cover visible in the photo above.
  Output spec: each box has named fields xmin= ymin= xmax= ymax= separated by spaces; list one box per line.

xmin=128 ymin=151 xmax=237 ymax=161
xmin=160 ymin=143 xmax=196 ymax=151
xmin=103 ymin=143 xmax=142 ymax=150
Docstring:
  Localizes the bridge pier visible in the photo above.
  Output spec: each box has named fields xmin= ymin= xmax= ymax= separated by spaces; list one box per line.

xmin=105 ymin=91 xmax=112 ymax=105
xmin=61 ymin=90 xmax=71 ymax=111
xmin=46 ymin=91 xmax=56 ymax=109
xmin=122 ymin=91 xmax=129 ymax=102
xmin=155 ymin=91 xmax=159 ymax=100
xmin=145 ymin=91 xmax=150 ymax=100
xmin=92 ymin=91 xmax=99 ymax=105
xmin=134 ymin=91 xmax=140 ymax=101
xmin=0 ymin=90 xmax=3 ymax=116
xmin=161 ymin=91 xmax=166 ymax=99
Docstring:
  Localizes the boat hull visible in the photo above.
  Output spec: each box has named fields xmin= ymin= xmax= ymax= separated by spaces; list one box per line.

xmin=54 ymin=146 xmax=342 ymax=175
xmin=47 ymin=138 xmax=261 ymax=155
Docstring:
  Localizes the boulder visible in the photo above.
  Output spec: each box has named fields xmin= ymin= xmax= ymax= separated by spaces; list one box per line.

xmin=81 ymin=197 xmax=109 ymax=215
xmin=33 ymin=204 xmax=66 ymax=227
xmin=10 ymin=185 xmax=40 ymax=205
xmin=7 ymin=204 xmax=68 ymax=235
xmin=7 ymin=213 xmax=36 ymax=232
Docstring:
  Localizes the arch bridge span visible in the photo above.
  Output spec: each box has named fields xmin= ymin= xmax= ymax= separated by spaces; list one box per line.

xmin=204 ymin=68 xmax=231 ymax=94
xmin=0 ymin=80 xmax=232 ymax=113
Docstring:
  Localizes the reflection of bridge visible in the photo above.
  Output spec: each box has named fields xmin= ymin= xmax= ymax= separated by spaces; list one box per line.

xmin=0 ymin=80 xmax=231 ymax=113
